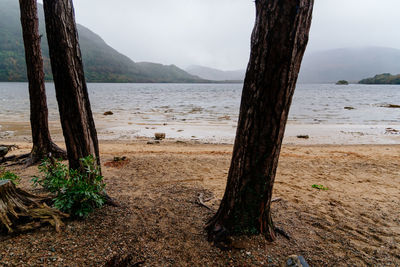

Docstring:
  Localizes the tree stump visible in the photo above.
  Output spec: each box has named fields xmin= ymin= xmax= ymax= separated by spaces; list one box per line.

xmin=0 ymin=180 xmax=68 ymax=233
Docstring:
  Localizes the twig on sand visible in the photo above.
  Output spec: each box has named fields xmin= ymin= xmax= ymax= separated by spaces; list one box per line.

xmin=275 ymin=226 xmax=291 ymax=240
xmin=271 ymin=197 xmax=282 ymax=203
xmin=196 ymin=193 xmax=213 ymax=210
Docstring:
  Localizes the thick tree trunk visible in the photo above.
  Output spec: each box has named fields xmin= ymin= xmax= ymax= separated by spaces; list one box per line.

xmin=43 ymin=0 xmax=100 ymax=171
xmin=19 ymin=0 xmax=66 ymax=164
xmin=207 ymin=0 xmax=314 ymax=241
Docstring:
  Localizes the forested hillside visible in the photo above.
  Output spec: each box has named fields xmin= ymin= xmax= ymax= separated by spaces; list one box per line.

xmin=359 ymin=73 xmax=400 ymax=84
xmin=0 ymin=0 xmax=204 ymax=83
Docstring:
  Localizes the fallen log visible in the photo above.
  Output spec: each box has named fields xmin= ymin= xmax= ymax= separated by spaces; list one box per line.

xmin=0 ymin=179 xmax=68 ymax=233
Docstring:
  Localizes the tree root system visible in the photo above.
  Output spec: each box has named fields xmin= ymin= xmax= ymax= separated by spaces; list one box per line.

xmin=0 ymin=180 xmax=68 ymax=233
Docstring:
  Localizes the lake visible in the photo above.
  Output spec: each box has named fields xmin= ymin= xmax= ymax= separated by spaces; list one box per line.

xmin=1 ymin=83 xmax=400 ymax=144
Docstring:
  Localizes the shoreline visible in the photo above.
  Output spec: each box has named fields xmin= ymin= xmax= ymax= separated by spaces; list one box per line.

xmin=1 ymin=119 xmax=400 ymax=145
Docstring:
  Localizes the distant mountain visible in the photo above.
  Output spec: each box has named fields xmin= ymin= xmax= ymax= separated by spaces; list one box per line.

xmin=186 ymin=65 xmax=245 ymax=81
xmin=187 ymin=47 xmax=400 ymax=84
xmin=298 ymin=47 xmax=400 ymax=83
xmin=0 ymin=0 xmax=203 ymax=83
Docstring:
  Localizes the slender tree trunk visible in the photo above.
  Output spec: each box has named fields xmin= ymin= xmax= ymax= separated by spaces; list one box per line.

xmin=18 ymin=0 xmax=66 ymax=164
xmin=207 ymin=0 xmax=314 ymax=241
xmin=43 ymin=0 xmax=100 ymax=171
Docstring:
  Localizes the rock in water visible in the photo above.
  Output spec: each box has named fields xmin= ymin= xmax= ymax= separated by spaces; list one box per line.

xmin=154 ymin=133 xmax=166 ymax=140
xmin=284 ymin=255 xmax=310 ymax=267
xmin=296 ymin=135 xmax=309 ymax=139
xmin=103 ymin=111 xmax=114 ymax=115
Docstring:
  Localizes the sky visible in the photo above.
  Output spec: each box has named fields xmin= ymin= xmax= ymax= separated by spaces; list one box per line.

xmin=38 ymin=0 xmax=400 ymax=70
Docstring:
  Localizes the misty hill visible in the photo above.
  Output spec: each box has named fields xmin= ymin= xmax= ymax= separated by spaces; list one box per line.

xmin=186 ymin=65 xmax=245 ymax=81
xmin=0 ymin=0 xmax=203 ymax=83
xmin=187 ymin=47 xmax=400 ymax=84
xmin=298 ymin=47 xmax=400 ymax=83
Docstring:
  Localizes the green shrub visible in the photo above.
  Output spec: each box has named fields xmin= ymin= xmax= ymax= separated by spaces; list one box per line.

xmin=0 ymin=168 xmax=20 ymax=185
xmin=311 ymin=184 xmax=328 ymax=190
xmin=33 ymin=156 xmax=106 ymax=218
xmin=33 ymin=158 xmax=68 ymax=193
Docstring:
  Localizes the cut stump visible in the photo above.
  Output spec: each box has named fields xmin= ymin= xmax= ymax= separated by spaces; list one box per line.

xmin=0 ymin=180 xmax=68 ymax=233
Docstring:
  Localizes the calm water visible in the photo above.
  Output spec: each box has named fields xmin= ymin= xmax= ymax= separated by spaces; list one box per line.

xmin=1 ymin=82 xmax=400 ymax=125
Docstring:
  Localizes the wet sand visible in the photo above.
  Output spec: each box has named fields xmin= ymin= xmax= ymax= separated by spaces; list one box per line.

xmin=1 ymin=119 xmax=400 ymax=145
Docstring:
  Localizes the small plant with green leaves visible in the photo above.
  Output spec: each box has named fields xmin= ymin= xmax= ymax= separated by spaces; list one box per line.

xmin=32 ymin=155 xmax=106 ymax=218
xmin=0 ymin=168 xmax=20 ymax=185
xmin=312 ymin=184 xmax=329 ymax=190
xmin=32 ymin=158 xmax=68 ymax=193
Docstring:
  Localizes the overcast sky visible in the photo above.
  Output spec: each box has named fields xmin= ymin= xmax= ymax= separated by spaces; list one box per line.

xmin=38 ymin=0 xmax=400 ymax=70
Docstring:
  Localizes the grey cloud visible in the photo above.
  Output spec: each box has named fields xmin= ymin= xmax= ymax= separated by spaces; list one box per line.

xmin=38 ymin=0 xmax=400 ymax=70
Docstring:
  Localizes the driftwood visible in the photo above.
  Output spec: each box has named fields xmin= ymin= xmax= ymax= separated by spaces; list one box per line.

xmin=271 ymin=197 xmax=282 ymax=203
xmin=0 ymin=180 xmax=68 ymax=233
xmin=196 ymin=193 xmax=214 ymax=210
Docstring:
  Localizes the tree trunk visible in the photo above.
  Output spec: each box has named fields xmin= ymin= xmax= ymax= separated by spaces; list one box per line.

xmin=0 ymin=180 xmax=68 ymax=233
xmin=207 ymin=0 xmax=314 ymax=241
xmin=18 ymin=0 xmax=66 ymax=164
xmin=42 ymin=0 xmax=100 ymax=171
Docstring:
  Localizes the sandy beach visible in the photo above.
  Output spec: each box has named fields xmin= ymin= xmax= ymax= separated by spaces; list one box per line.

xmin=0 ymin=138 xmax=399 ymax=266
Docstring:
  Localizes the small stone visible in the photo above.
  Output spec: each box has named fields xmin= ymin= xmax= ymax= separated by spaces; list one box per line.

xmin=154 ymin=133 xmax=166 ymax=140
xmin=284 ymin=255 xmax=309 ymax=267
xmin=0 ymin=146 xmax=8 ymax=157
xmin=103 ymin=111 xmax=113 ymax=115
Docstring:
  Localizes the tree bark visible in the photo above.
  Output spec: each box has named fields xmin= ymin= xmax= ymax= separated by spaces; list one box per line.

xmin=207 ymin=0 xmax=314 ymax=241
xmin=42 ymin=0 xmax=100 ymax=171
xmin=18 ymin=0 xmax=66 ymax=164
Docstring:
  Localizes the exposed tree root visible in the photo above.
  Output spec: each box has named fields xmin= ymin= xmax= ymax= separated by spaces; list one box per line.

xmin=275 ymin=226 xmax=291 ymax=240
xmin=0 ymin=142 xmax=67 ymax=167
xmin=0 ymin=153 xmax=31 ymax=167
xmin=0 ymin=180 xmax=68 ymax=233
xmin=26 ymin=141 xmax=67 ymax=166
xmin=206 ymin=223 xmax=232 ymax=251
xmin=103 ymin=192 xmax=119 ymax=207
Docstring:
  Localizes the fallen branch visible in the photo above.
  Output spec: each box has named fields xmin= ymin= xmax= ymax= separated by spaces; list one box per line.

xmin=271 ymin=197 xmax=282 ymax=203
xmin=196 ymin=193 xmax=212 ymax=210
xmin=275 ymin=226 xmax=291 ymax=240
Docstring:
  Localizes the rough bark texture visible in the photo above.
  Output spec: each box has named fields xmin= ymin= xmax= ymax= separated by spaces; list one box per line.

xmin=207 ymin=0 xmax=314 ymax=241
xmin=43 ymin=0 xmax=100 ymax=170
xmin=0 ymin=180 xmax=68 ymax=233
xmin=19 ymin=0 xmax=66 ymax=164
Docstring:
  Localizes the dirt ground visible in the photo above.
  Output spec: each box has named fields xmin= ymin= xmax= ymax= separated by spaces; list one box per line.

xmin=0 ymin=141 xmax=399 ymax=266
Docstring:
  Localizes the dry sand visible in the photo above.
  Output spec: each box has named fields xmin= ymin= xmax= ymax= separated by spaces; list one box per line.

xmin=0 ymin=140 xmax=399 ymax=266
